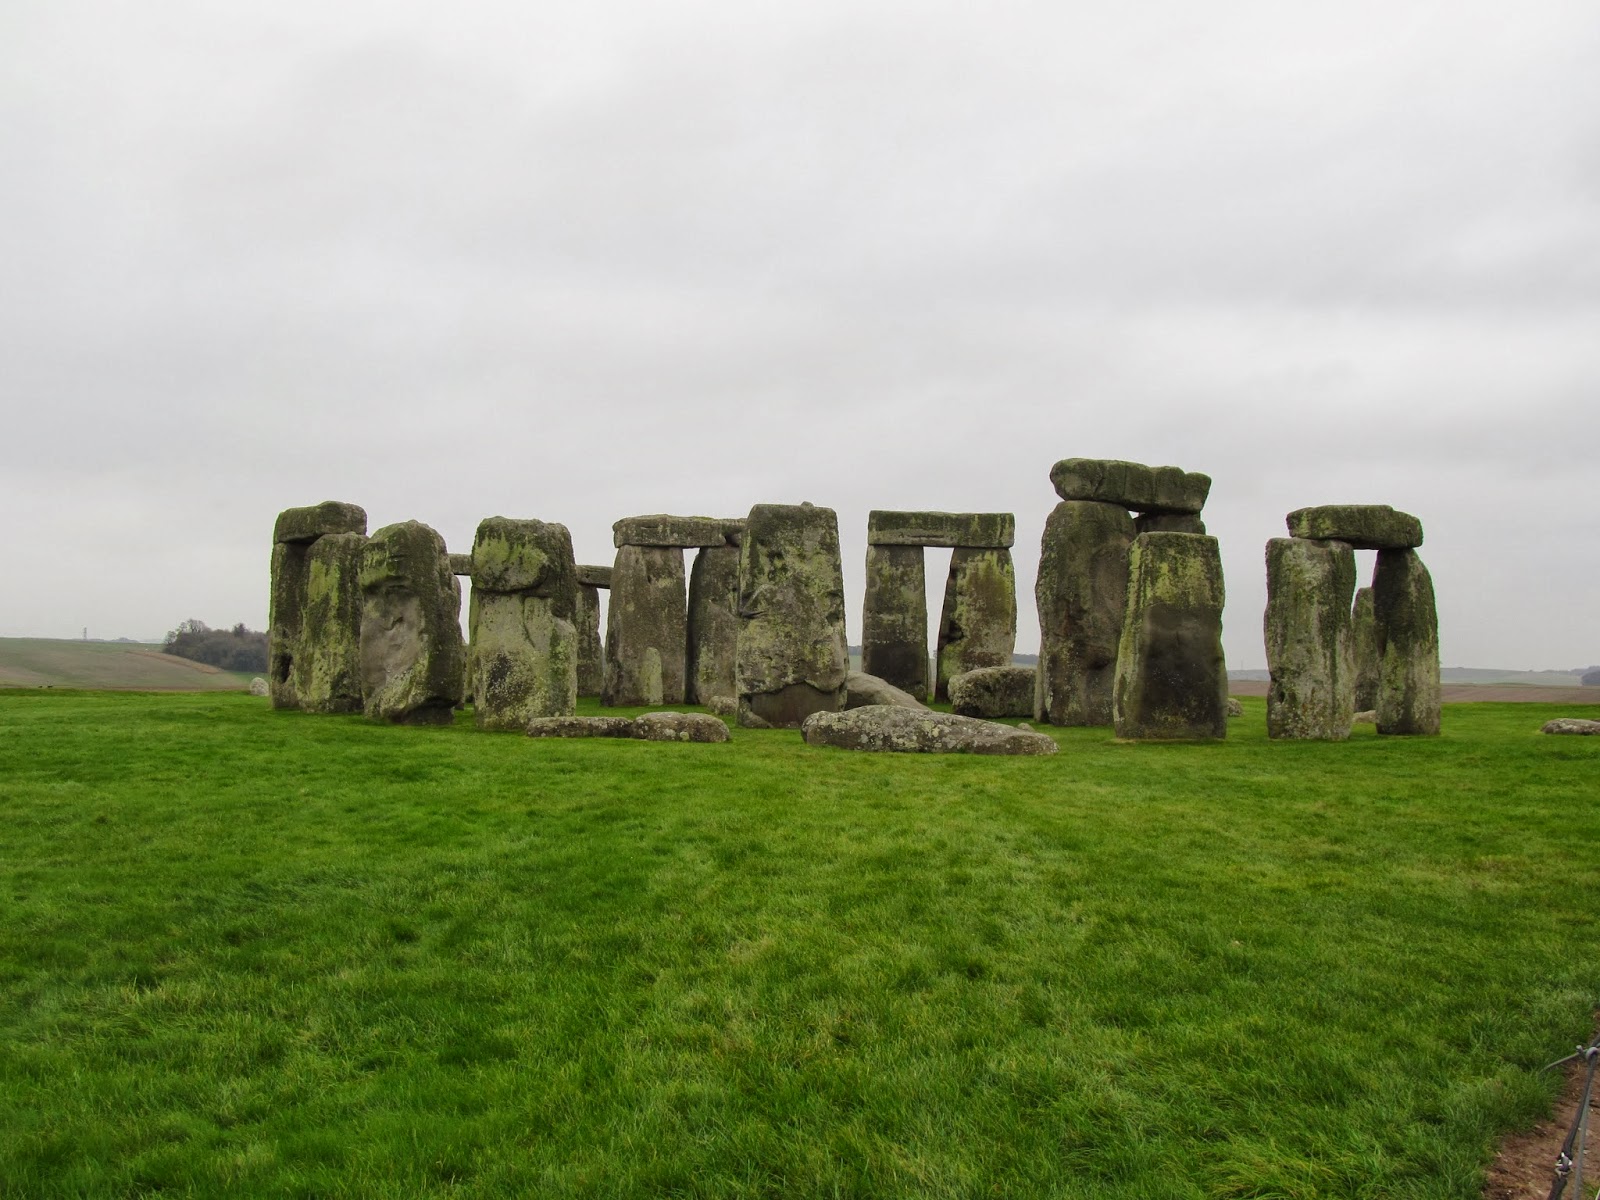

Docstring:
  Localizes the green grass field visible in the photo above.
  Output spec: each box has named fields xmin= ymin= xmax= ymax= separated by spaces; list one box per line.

xmin=2 ymin=692 xmax=1598 ymax=1198
xmin=0 ymin=639 xmax=253 ymax=691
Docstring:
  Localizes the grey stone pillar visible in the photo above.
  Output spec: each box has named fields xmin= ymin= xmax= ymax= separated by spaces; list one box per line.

xmin=1034 ymin=500 xmax=1135 ymax=726
xmin=1264 ymin=537 xmax=1356 ymax=740
xmin=1373 ymin=549 xmax=1441 ymax=735
xmin=1351 ymin=586 xmax=1379 ymax=712
xmin=935 ymin=548 xmax=1017 ymax=701
xmin=576 ymin=584 xmax=604 ymax=697
xmin=861 ymin=544 xmax=928 ymax=701
xmin=687 ymin=540 xmax=742 ymax=707
xmin=268 ymin=501 xmax=367 ymax=714
xmin=1112 ymin=532 xmax=1227 ymax=740
xmin=603 ymin=545 xmax=687 ymax=707
xmin=470 ymin=517 xmax=579 ymax=730
xmin=358 ymin=520 xmax=466 ymax=725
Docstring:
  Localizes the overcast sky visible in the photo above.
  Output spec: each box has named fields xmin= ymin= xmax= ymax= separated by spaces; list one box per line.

xmin=3 ymin=1 xmax=1596 ymax=668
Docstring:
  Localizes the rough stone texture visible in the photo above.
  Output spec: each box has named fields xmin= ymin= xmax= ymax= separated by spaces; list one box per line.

xmin=249 ymin=676 xmax=268 ymax=697
xmin=613 ymin=514 xmax=744 ymax=549
xmin=1226 ymin=697 xmax=1244 ymax=717
xmin=464 ymin=584 xmax=480 ymax=706
xmin=632 ymin=711 xmax=731 ymax=743
xmin=1264 ymin=537 xmax=1357 ymax=740
xmin=801 ymin=706 xmax=1058 ymax=755
xmin=527 ymin=715 xmax=636 ymax=738
xmin=358 ymin=521 xmax=467 ymax=725
xmin=845 ymin=671 xmax=928 ymax=710
xmin=935 ymin=548 xmax=1017 ymax=701
xmin=448 ymin=553 xmax=473 ymax=577
xmin=1286 ymin=505 xmax=1423 ymax=550
xmin=1351 ymin=586 xmax=1380 ymax=712
xmin=273 ymin=501 xmax=367 ymax=546
xmin=603 ymin=545 xmax=687 ymax=707
xmin=1113 ymin=532 xmax=1228 ymax=740
xmin=1352 ymin=710 xmax=1376 ymax=724
xmin=268 ymin=531 xmax=366 ymax=714
xmin=1543 ymin=719 xmax=1600 ymax=735
xmin=576 ymin=564 xmax=613 ymax=589
xmin=1050 ymin=460 xmax=1211 ymax=515
xmin=1372 ymin=549 xmax=1442 ymax=736
xmin=704 ymin=695 xmax=737 ymax=717
xmin=469 ymin=518 xmax=579 ymax=730
xmin=866 ymin=511 xmax=1015 ymax=549
xmin=575 ymin=584 xmax=605 ymax=697
xmin=1136 ymin=513 xmax=1207 ymax=536
xmin=949 ymin=665 xmax=1036 ymax=718
xmin=735 ymin=503 xmax=849 ymax=728
xmin=687 ymin=543 xmax=741 ymax=706
xmin=1034 ymin=500 xmax=1136 ymax=726
xmin=860 ymin=543 xmax=928 ymax=700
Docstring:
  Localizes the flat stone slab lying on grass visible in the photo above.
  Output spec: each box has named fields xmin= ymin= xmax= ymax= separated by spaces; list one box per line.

xmin=1049 ymin=459 xmax=1211 ymax=515
xmin=844 ymin=671 xmax=927 ymax=710
xmin=1286 ymin=505 xmax=1423 ymax=550
xmin=1542 ymin=718 xmax=1600 ymax=735
xmin=1226 ymin=697 xmax=1244 ymax=717
xmin=949 ymin=665 xmax=1035 ymax=718
xmin=525 ymin=713 xmax=731 ymax=741
xmin=612 ymin=515 xmax=744 ymax=548
xmin=800 ymin=706 xmax=1057 ymax=755
xmin=866 ymin=511 xmax=1015 ymax=548
xmin=527 ymin=716 xmax=637 ymax=738
xmin=1353 ymin=709 xmax=1376 ymax=723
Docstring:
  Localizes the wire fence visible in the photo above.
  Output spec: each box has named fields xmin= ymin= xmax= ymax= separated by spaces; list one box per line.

xmin=1547 ymin=1036 xmax=1600 ymax=1200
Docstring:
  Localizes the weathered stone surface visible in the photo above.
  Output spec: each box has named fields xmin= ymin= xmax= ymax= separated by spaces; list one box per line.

xmin=1050 ymin=460 xmax=1211 ymax=515
xmin=735 ymin=503 xmax=849 ymax=728
xmin=801 ymin=706 xmax=1058 ymax=755
xmin=471 ymin=516 xmax=577 ymax=597
xmin=1351 ymin=586 xmax=1380 ymax=712
xmin=273 ymin=501 xmax=367 ymax=546
xmin=469 ymin=518 xmax=579 ymax=730
xmin=860 ymin=543 xmax=928 ymax=700
xmin=613 ymin=515 xmax=744 ymax=549
xmin=526 ymin=715 xmax=636 ymax=738
xmin=249 ymin=676 xmax=268 ymax=697
xmin=704 ymin=695 xmax=737 ymax=717
xmin=1226 ymin=697 xmax=1244 ymax=717
xmin=575 ymin=584 xmax=605 ymax=697
xmin=1035 ymin=500 xmax=1136 ymax=726
xmin=632 ymin=711 xmax=731 ymax=743
xmin=866 ymin=511 xmax=1015 ymax=549
xmin=1136 ymin=513 xmax=1207 ymax=535
xmin=358 ymin=521 xmax=466 ymax=725
xmin=448 ymin=553 xmax=472 ymax=577
xmin=845 ymin=671 xmax=928 ymax=710
xmin=1113 ymin=533 xmax=1228 ymax=740
xmin=1373 ymin=549 xmax=1441 ymax=735
xmin=1353 ymin=709 xmax=1376 ymax=724
xmin=687 ymin=543 xmax=741 ymax=706
xmin=950 ymin=665 xmax=1036 ymax=718
xmin=1265 ymin=537 xmax=1356 ymax=740
xmin=576 ymin=564 xmax=613 ymax=589
xmin=603 ymin=545 xmax=687 ymax=707
xmin=1543 ymin=719 xmax=1600 ymax=735
xmin=268 ymin=531 xmax=366 ymax=713
xmin=935 ymin=548 xmax=1017 ymax=701
xmin=1286 ymin=505 xmax=1423 ymax=550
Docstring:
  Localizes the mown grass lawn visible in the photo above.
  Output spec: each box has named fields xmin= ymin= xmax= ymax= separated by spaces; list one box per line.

xmin=1 ymin=691 xmax=1598 ymax=1199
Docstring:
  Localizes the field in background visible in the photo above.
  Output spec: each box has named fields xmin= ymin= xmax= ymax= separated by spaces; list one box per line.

xmin=3 ymin=691 xmax=1599 ymax=1197
xmin=0 ymin=639 xmax=253 ymax=691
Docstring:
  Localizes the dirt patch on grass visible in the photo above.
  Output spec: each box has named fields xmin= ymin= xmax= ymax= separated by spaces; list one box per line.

xmin=1485 ymin=1052 xmax=1597 ymax=1199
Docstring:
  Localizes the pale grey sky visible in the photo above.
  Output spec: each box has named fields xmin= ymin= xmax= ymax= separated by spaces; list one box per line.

xmin=2 ymin=1 xmax=1596 ymax=667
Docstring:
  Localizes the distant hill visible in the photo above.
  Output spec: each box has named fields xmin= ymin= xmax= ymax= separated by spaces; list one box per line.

xmin=1229 ymin=666 xmax=1587 ymax=688
xmin=0 ymin=639 xmax=255 ymax=691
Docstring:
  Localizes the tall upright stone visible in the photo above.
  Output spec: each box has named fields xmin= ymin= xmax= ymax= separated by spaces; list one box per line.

xmin=1034 ymin=500 xmax=1136 ymax=726
xmin=575 ymin=583 xmax=605 ymax=697
xmin=358 ymin=520 xmax=466 ymax=725
xmin=1351 ymin=585 xmax=1380 ymax=712
xmin=735 ymin=503 xmax=849 ymax=728
xmin=268 ymin=501 xmax=367 ymax=714
xmin=1264 ymin=537 xmax=1356 ymax=740
xmin=1112 ymin=532 xmax=1227 ymax=740
xmin=860 ymin=544 xmax=929 ymax=701
xmin=603 ymin=545 xmax=687 ymax=707
xmin=1372 ymin=549 xmax=1441 ymax=735
xmin=470 ymin=517 xmax=579 ymax=730
xmin=687 ymin=536 xmax=743 ymax=707
xmin=934 ymin=548 xmax=1017 ymax=701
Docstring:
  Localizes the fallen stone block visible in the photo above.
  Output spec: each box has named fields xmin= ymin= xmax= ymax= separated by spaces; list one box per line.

xmin=1226 ymin=697 xmax=1244 ymax=717
xmin=527 ymin=715 xmax=636 ymax=738
xmin=801 ymin=706 xmax=1058 ymax=755
xmin=1050 ymin=459 xmax=1211 ymax=515
xmin=1542 ymin=718 xmax=1600 ymax=735
xmin=867 ymin=510 xmax=1015 ymax=549
xmin=613 ymin=515 xmax=744 ymax=549
xmin=845 ymin=671 xmax=928 ymax=710
xmin=949 ymin=665 xmax=1035 ymax=718
xmin=632 ymin=711 xmax=731 ymax=742
xmin=249 ymin=677 xmax=268 ymax=697
xmin=1286 ymin=505 xmax=1423 ymax=550
xmin=273 ymin=501 xmax=367 ymax=545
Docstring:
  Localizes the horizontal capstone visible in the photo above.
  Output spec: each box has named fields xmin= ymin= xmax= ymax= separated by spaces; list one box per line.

xmin=1286 ymin=505 xmax=1423 ymax=550
xmin=1049 ymin=459 xmax=1211 ymax=515
xmin=867 ymin=510 xmax=1015 ymax=548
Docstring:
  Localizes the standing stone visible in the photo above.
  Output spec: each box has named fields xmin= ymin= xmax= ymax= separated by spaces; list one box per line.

xmin=1373 ymin=549 xmax=1441 ymax=735
xmin=687 ymin=540 xmax=742 ymax=707
xmin=1034 ymin=500 xmax=1136 ymax=726
xmin=470 ymin=517 xmax=579 ymax=731
xmin=1136 ymin=513 xmax=1206 ymax=536
xmin=268 ymin=502 xmax=367 ymax=714
xmin=861 ymin=543 xmax=929 ymax=701
xmin=1264 ymin=537 xmax=1356 ymax=740
xmin=935 ymin=548 xmax=1017 ymax=700
xmin=575 ymin=584 xmax=605 ymax=697
xmin=1112 ymin=532 xmax=1228 ymax=740
xmin=735 ymin=503 xmax=849 ymax=727
xmin=1351 ymin=586 xmax=1380 ymax=712
xmin=358 ymin=521 xmax=466 ymax=725
xmin=603 ymin=545 xmax=687 ymax=707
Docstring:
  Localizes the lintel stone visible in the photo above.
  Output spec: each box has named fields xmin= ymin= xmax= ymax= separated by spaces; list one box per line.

xmin=576 ymin=564 xmax=614 ymax=589
xmin=274 ymin=501 xmax=367 ymax=545
xmin=867 ymin=510 xmax=1015 ymax=549
xmin=612 ymin=514 xmax=745 ymax=548
xmin=1049 ymin=459 xmax=1211 ymax=515
xmin=448 ymin=553 xmax=472 ymax=577
xmin=1286 ymin=505 xmax=1423 ymax=550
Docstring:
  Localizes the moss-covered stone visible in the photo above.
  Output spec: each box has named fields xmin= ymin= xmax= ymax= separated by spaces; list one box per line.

xmin=576 ymin=564 xmax=613 ymax=589
xmin=860 ymin=543 xmax=929 ymax=701
xmin=735 ymin=503 xmax=849 ymax=728
xmin=800 ymin=706 xmax=1058 ymax=755
xmin=447 ymin=553 xmax=472 ymax=576
xmin=612 ymin=514 xmax=744 ymax=549
xmin=949 ymin=665 xmax=1036 ymax=718
xmin=575 ymin=584 xmax=605 ymax=697
xmin=866 ymin=511 xmax=1015 ymax=549
xmin=1373 ymin=549 xmax=1441 ymax=735
xmin=1112 ymin=532 xmax=1227 ymax=740
xmin=267 ymin=541 xmax=308 ymax=710
xmin=358 ymin=521 xmax=466 ymax=725
xmin=1351 ymin=585 xmax=1380 ymax=711
xmin=603 ymin=545 xmax=687 ymax=707
xmin=687 ymin=543 xmax=741 ymax=706
xmin=935 ymin=548 xmax=1017 ymax=701
xmin=471 ymin=516 xmax=577 ymax=602
xmin=1136 ymin=513 xmax=1206 ymax=535
xmin=1286 ymin=505 xmax=1423 ymax=550
xmin=273 ymin=501 xmax=367 ymax=546
xmin=1264 ymin=537 xmax=1355 ymax=740
xmin=1035 ymin=500 xmax=1135 ymax=726
xmin=1050 ymin=460 xmax=1210 ymax=515
xmin=295 ymin=532 xmax=366 ymax=714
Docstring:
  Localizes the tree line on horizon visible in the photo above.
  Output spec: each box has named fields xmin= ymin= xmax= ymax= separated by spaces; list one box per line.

xmin=162 ymin=620 xmax=268 ymax=673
